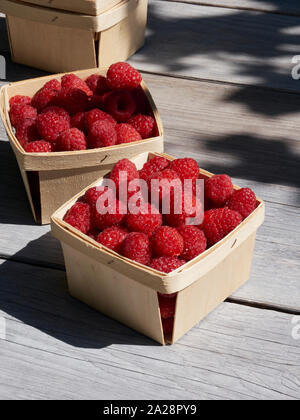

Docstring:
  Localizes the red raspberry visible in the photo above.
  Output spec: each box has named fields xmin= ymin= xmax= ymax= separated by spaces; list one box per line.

xmin=31 ymin=88 xmax=58 ymax=112
xmin=105 ymin=90 xmax=136 ymax=122
xmin=56 ymin=128 xmax=87 ymax=151
xmin=151 ymin=226 xmax=184 ymax=257
xmin=71 ymin=112 xmax=86 ymax=132
xmin=63 ymin=202 xmax=92 ymax=234
xmin=43 ymin=79 xmax=61 ymax=91
xmin=116 ymin=123 xmax=142 ymax=144
xmin=107 ymin=62 xmax=142 ymax=90
xmin=87 ymin=94 xmax=104 ymax=110
xmin=36 ymin=111 xmax=70 ymax=143
xmin=162 ymin=318 xmax=174 ymax=335
xmin=177 ymin=225 xmax=207 ymax=261
xmin=24 ymin=140 xmax=52 ymax=153
xmin=203 ymin=207 xmax=242 ymax=246
xmin=85 ymin=74 xmax=109 ymax=95
xmin=169 ymin=158 xmax=199 ymax=182
xmin=158 ymin=295 xmax=176 ymax=319
xmin=139 ymin=156 xmax=169 ymax=181
xmin=9 ymin=95 xmax=31 ymax=107
xmin=9 ymin=104 xmax=37 ymax=128
xmin=205 ymin=174 xmax=234 ymax=207
xmin=85 ymin=109 xmax=116 ymax=130
xmin=88 ymin=119 xmax=117 ymax=148
xmin=164 ymin=190 xmax=203 ymax=227
xmin=97 ymin=226 xmax=128 ymax=252
xmin=87 ymin=229 xmax=100 ymax=241
xmin=83 ymin=186 xmax=109 ymax=208
xmin=58 ymin=87 xmax=89 ymax=115
xmin=126 ymin=203 xmax=162 ymax=235
xmin=149 ymin=257 xmax=186 ymax=274
xmin=227 ymin=188 xmax=257 ymax=219
xmin=61 ymin=74 xmax=92 ymax=96
xmin=132 ymin=87 xmax=148 ymax=114
xmin=41 ymin=106 xmax=70 ymax=123
xmin=109 ymin=159 xmax=139 ymax=193
xmin=121 ymin=232 xmax=151 ymax=265
xmin=148 ymin=169 xmax=181 ymax=202
xmin=15 ymin=120 xmax=39 ymax=146
xmin=128 ymin=114 xmax=156 ymax=139
xmin=94 ymin=198 xmax=126 ymax=230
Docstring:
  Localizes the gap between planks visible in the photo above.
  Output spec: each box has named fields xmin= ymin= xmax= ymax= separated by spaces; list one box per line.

xmin=0 ymin=255 xmax=299 ymax=318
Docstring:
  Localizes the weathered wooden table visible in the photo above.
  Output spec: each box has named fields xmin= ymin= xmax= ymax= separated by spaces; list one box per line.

xmin=0 ymin=0 xmax=300 ymax=400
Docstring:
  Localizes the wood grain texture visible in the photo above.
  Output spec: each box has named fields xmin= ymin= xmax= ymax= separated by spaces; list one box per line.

xmin=0 ymin=72 xmax=299 ymax=310
xmin=164 ymin=0 xmax=300 ymax=16
xmin=129 ymin=0 xmax=300 ymax=92
xmin=0 ymin=258 xmax=299 ymax=400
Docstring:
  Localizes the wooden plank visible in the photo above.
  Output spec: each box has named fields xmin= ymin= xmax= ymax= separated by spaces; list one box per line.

xmin=164 ymin=0 xmax=300 ymax=16
xmin=0 ymin=258 xmax=299 ymax=400
xmin=0 ymin=73 xmax=300 ymax=310
xmin=129 ymin=0 xmax=300 ymax=92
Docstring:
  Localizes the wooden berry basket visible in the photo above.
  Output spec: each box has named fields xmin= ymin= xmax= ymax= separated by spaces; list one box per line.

xmin=0 ymin=68 xmax=164 ymax=225
xmin=0 ymin=0 xmax=148 ymax=73
xmin=51 ymin=152 xmax=265 ymax=345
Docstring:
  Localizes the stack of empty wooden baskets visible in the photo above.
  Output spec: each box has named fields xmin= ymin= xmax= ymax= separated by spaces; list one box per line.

xmin=0 ymin=0 xmax=148 ymax=72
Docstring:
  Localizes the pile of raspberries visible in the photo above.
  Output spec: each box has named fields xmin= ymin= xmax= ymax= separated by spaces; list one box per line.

xmin=8 ymin=62 xmax=157 ymax=153
xmin=63 ymin=156 xmax=257 ymax=336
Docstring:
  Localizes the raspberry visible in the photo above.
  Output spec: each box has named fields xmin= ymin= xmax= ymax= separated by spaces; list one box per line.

xmin=107 ymin=62 xmax=142 ymax=90
xmin=9 ymin=104 xmax=37 ymax=128
xmin=15 ymin=120 xmax=39 ymax=146
xmin=105 ymin=90 xmax=136 ymax=122
xmin=85 ymin=109 xmax=116 ymax=130
xmin=227 ymin=188 xmax=257 ymax=219
xmin=56 ymin=128 xmax=87 ymax=151
xmin=169 ymin=158 xmax=199 ymax=182
xmin=25 ymin=140 xmax=52 ymax=153
xmin=128 ymin=114 xmax=156 ymax=139
xmin=149 ymin=256 xmax=186 ymax=274
xmin=151 ymin=226 xmax=184 ymax=257
xmin=132 ymin=87 xmax=148 ymax=114
xmin=148 ymin=169 xmax=181 ymax=202
xmin=88 ymin=119 xmax=117 ymax=148
xmin=63 ymin=202 xmax=92 ymax=234
xmin=139 ymin=156 xmax=170 ymax=181
xmin=109 ymin=159 xmax=139 ymax=193
xmin=58 ymin=87 xmax=89 ymax=115
xmin=94 ymin=198 xmax=126 ymax=230
xmin=177 ymin=225 xmax=207 ymax=261
xmin=162 ymin=318 xmax=174 ymax=335
xmin=158 ymin=295 xmax=176 ymax=319
xmin=61 ymin=74 xmax=92 ymax=96
xmin=9 ymin=95 xmax=31 ymax=107
xmin=116 ymin=123 xmax=142 ymax=144
xmin=87 ymin=229 xmax=99 ymax=241
xmin=164 ymin=190 xmax=203 ymax=227
xmin=121 ymin=232 xmax=151 ymax=265
xmin=71 ymin=112 xmax=86 ymax=132
xmin=36 ymin=111 xmax=70 ymax=142
xmin=205 ymin=174 xmax=233 ymax=207
xmin=126 ymin=203 xmax=162 ymax=236
xmin=203 ymin=207 xmax=242 ymax=246
xmin=41 ymin=106 xmax=70 ymax=123
xmin=85 ymin=74 xmax=109 ymax=95
xmin=43 ymin=79 xmax=61 ymax=91
xmin=83 ymin=186 xmax=109 ymax=208
xmin=31 ymin=88 xmax=58 ymax=112
xmin=87 ymin=94 xmax=104 ymax=110
xmin=97 ymin=226 xmax=128 ymax=252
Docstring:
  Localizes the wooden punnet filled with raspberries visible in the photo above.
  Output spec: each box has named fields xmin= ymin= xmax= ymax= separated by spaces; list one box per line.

xmin=51 ymin=152 xmax=265 ymax=345
xmin=0 ymin=64 xmax=164 ymax=224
